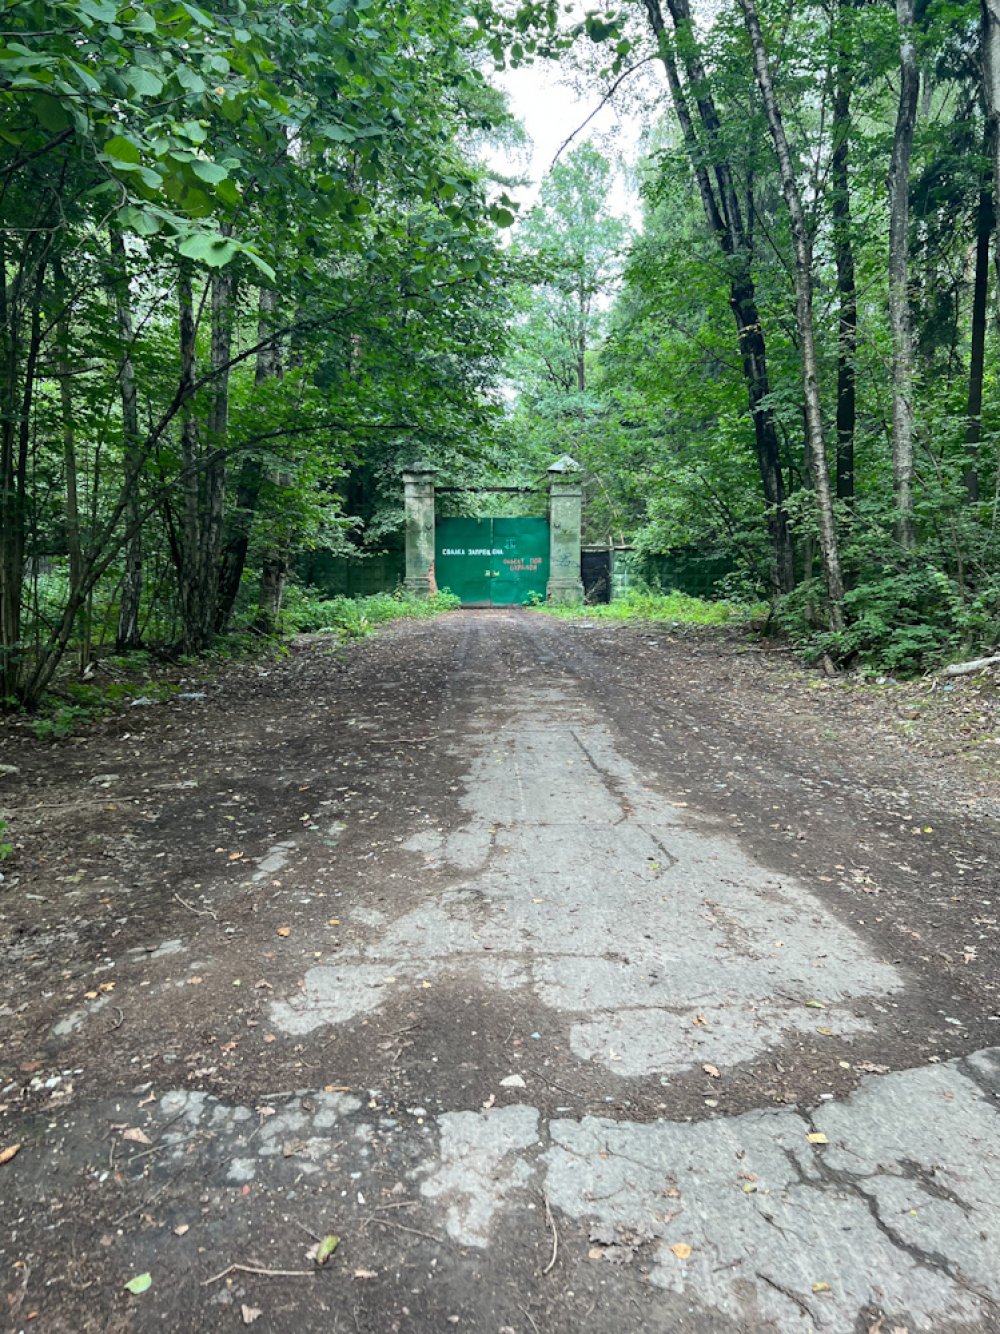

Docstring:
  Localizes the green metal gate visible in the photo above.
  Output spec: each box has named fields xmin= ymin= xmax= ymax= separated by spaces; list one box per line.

xmin=435 ymin=517 xmax=549 ymax=606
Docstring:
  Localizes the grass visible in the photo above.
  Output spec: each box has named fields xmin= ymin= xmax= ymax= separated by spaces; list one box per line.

xmin=284 ymin=587 xmax=461 ymax=638
xmin=540 ymin=588 xmax=760 ymax=626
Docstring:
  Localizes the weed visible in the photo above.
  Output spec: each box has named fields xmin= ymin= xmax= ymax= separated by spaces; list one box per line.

xmin=540 ymin=588 xmax=758 ymax=627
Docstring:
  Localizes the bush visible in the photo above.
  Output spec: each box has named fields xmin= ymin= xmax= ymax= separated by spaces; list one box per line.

xmin=282 ymin=586 xmax=460 ymax=637
xmin=775 ymin=564 xmax=1000 ymax=675
xmin=542 ymin=587 xmax=758 ymax=625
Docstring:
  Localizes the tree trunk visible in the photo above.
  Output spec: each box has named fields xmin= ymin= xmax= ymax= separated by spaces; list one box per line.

xmin=831 ymin=2 xmax=857 ymax=505
xmin=194 ymin=264 xmax=235 ymax=645
xmin=641 ymin=0 xmax=796 ymax=595
xmin=109 ymin=229 xmax=143 ymax=651
xmin=252 ymin=289 xmax=291 ymax=633
xmin=0 ymin=254 xmax=45 ymax=700
xmin=888 ymin=0 xmax=919 ymax=548
xmin=177 ymin=264 xmax=203 ymax=653
xmin=965 ymin=145 xmax=992 ymax=503
xmin=255 ymin=553 xmax=288 ymax=634
xmin=737 ymin=0 xmax=846 ymax=628
xmin=215 ymin=287 xmax=276 ymax=631
xmin=53 ymin=256 xmax=88 ymax=670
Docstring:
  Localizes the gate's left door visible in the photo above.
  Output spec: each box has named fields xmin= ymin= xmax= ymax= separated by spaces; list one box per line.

xmin=435 ymin=517 xmax=495 ymax=606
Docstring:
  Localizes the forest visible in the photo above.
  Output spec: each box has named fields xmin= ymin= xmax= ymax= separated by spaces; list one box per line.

xmin=2 ymin=0 xmax=1000 ymax=712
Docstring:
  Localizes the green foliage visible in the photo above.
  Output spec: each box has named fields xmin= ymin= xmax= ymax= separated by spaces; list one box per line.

xmin=282 ymin=587 xmax=460 ymax=637
xmin=776 ymin=565 xmax=1000 ymax=674
xmin=0 ymin=819 xmax=12 ymax=862
xmin=30 ymin=677 xmax=179 ymax=739
xmin=542 ymin=589 xmax=758 ymax=626
xmin=0 ymin=0 xmax=522 ymax=709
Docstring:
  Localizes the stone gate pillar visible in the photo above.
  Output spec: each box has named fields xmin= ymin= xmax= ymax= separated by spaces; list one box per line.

xmin=546 ymin=455 xmax=584 ymax=606
xmin=403 ymin=463 xmax=438 ymax=597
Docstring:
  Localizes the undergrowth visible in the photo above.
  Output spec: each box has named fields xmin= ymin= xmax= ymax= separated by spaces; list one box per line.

xmin=541 ymin=588 xmax=759 ymax=626
xmin=282 ymin=586 xmax=461 ymax=637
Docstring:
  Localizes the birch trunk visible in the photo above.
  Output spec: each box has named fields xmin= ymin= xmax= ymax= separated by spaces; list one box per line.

xmin=110 ymin=229 xmax=143 ymax=651
xmin=177 ymin=264 xmax=202 ymax=653
xmin=737 ymin=0 xmax=846 ymax=628
xmin=888 ymin=0 xmax=919 ymax=549
xmin=641 ymin=0 xmax=796 ymax=595
xmin=215 ymin=287 xmax=275 ymax=630
xmin=831 ymin=3 xmax=857 ymax=505
xmin=964 ymin=163 xmax=991 ymax=504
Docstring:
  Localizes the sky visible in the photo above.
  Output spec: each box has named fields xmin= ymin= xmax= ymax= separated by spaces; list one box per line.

xmin=487 ymin=58 xmax=659 ymax=227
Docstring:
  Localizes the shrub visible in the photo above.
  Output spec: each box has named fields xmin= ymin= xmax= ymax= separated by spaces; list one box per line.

xmin=282 ymin=586 xmax=460 ymax=637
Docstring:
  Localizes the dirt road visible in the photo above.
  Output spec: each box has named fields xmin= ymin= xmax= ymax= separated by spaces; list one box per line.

xmin=2 ymin=611 xmax=1000 ymax=1332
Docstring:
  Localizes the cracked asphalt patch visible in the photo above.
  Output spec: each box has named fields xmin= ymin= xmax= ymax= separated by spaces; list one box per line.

xmin=2 ymin=611 xmax=1000 ymax=1332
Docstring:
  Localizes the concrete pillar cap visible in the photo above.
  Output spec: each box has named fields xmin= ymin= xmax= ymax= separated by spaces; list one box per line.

xmin=547 ymin=454 xmax=580 ymax=474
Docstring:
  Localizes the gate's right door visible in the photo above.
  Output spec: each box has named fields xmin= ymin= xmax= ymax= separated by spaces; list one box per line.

xmin=491 ymin=517 xmax=550 ymax=605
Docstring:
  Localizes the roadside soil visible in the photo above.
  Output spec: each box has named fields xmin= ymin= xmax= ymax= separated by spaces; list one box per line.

xmin=1 ymin=611 xmax=999 ymax=1334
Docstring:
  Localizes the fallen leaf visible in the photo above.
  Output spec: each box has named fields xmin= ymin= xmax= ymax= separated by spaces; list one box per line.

xmin=670 ymin=1243 xmax=692 ymax=1260
xmin=327 ymin=918 xmax=340 ymax=926
xmin=0 ymin=1144 xmax=21 ymax=1165
xmin=588 ymin=1247 xmax=604 ymax=1261
xmin=124 ymin=1272 xmax=152 ymax=1295
xmin=228 ymin=852 xmax=244 ymax=861
xmin=812 ymin=1282 xmax=831 ymax=1293
xmin=276 ymin=926 xmax=291 ymax=937
xmin=702 ymin=1063 xmax=721 ymax=1079
xmin=807 ymin=1132 xmax=829 ymax=1145
xmin=742 ymin=1182 xmax=757 ymax=1194
xmin=263 ymin=1034 xmax=276 ymax=1044
xmin=805 ymin=1000 xmax=825 ymax=1009
xmin=122 ymin=1127 xmax=151 ymax=1145
xmin=241 ymin=1305 xmax=263 ymax=1325
xmin=315 ymin=1234 xmax=340 ymax=1265
xmin=174 ymin=1224 xmax=189 ymax=1236
xmin=816 ymin=1027 xmax=835 ymax=1036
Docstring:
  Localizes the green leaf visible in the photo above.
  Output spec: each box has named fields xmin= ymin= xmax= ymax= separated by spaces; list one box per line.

xmin=119 ymin=205 xmax=163 ymax=236
xmin=190 ymin=159 xmax=227 ymax=184
xmin=31 ymin=93 xmax=71 ymax=132
xmin=124 ymin=1273 xmax=152 ymax=1295
xmin=315 ymin=1235 xmax=340 ymax=1265
xmin=178 ymin=232 xmax=239 ymax=267
xmin=242 ymin=248 xmax=275 ymax=281
xmin=126 ymin=66 xmax=164 ymax=98
xmin=79 ymin=0 xmax=120 ymax=21
xmin=103 ymin=134 xmax=142 ymax=164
